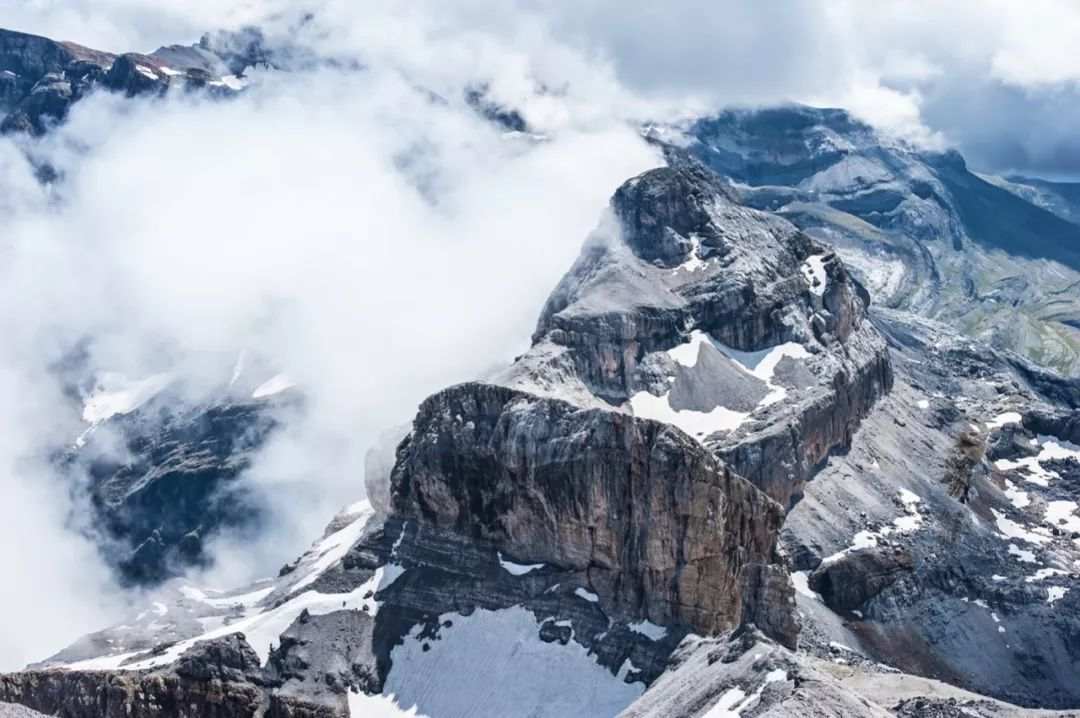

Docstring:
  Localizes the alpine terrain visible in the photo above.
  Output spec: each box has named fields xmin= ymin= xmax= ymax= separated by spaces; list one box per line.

xmin=2 ymin=15 xmax=1080 ymax=718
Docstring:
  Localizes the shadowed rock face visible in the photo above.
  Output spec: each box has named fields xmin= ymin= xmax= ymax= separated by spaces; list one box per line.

xmin=390 ymin=381 xmax=792 ymax=640
xmin=75 ymin=400 xmax=281 ymax=586
xmin=0 ymin=29 xmax=113 ymax=134
xmin=809 ymin=545 xmax=915 ymax=612
xmin=0 ymin=27 xmax=249 ymax=136
xmin=0 ymin=637 xmax=270 ymax=718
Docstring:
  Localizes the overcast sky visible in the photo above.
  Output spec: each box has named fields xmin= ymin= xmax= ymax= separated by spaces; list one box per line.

xmin=8 ymin=0 xmax=1080 ymax=177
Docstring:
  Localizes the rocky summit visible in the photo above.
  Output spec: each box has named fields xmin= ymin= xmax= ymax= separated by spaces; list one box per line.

xmin=3 ymin=19 xmax=1080 ymax=718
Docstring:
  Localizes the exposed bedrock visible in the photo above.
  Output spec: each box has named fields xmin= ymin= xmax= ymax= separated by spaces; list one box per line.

xmin=715 ymin=345 xmax=894 ymax=509
xmin=0 ymin=637 xmax=271 ymax=718
xmin=388 ymin=381 xmax=797 ymax=645
xmin=808 ymin=545 xmax=915 ymax=612
xmin=512 ymin=162 xmax=893 ymax=507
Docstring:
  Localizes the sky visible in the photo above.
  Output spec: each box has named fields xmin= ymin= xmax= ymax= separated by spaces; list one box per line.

xmin=8 ymin=0 xmax=1080 ymax=176
xmin=2 ymin=0 xmax=1080 ymax=671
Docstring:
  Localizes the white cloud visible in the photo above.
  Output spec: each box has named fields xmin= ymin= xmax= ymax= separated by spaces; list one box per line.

xmin=0 ymin=3 xmax=659 ymax=669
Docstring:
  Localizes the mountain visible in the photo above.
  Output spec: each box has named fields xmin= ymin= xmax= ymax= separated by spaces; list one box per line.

xmin=3 ymin=28 xmax=1080 ymax=718
xmin=989 ymin=174 xmax=1080 ymax=227
xmin=661 ymin=106 xmax=1080 ymax=376
xmin=0 ymin=27 xmax=260 ymax=136
xmin=4 ymin=141 xmax=1080 ymax=716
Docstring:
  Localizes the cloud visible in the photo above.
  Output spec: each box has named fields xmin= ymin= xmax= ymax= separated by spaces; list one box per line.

xmin=0 ymin=3 xmax=659 ymax=670
xmin=14 ymin=0 xmax=1080 ymax=174
xmin=515 ymin=0 xmax=1080 ymax=174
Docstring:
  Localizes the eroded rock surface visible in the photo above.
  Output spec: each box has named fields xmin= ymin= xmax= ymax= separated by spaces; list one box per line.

xmin=390 ymin=381 xmax=790 ymax=640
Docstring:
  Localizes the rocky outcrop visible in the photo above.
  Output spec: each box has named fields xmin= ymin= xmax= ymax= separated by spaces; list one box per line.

xmin=0 ymin=637 xmax=270 ymax=718
xmin=809 ymin=545 xmax=915 ymax=612
xmin=738 ymin=563 xmax=801 ymax=649
xmin=504 ymin=161 xmax=892 ymax=508
xmin=0 ymin=29 xmax=113 ymax=134
xmin=0 ymin=633 xmax=361 ymax=718
xmin=390 ymin=381 xmax=791 ymax=640
xmin=73 ymin=399 xmax=282 ymax=585
xmin=0 ymin=27 xmax=248 ymax=137
xmin=714 ymin=341 xmax=892 ymax=508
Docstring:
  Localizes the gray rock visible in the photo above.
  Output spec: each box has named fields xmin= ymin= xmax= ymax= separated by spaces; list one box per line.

xmin=390 ymin=381 xmax=791 ymax=640
xmin=809 ymin=544 xmax=915 ymax=612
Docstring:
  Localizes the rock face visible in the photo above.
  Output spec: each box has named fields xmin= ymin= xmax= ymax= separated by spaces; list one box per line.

xmin=0 ymin=29 xmax=113 ymax=134
xmin=809 ymin=545 xmax=915 ymax=611
xmin=502 ymin=159 xmax=892 ymax=508
xmin=73 ymin=398 xmax=282 ymax=585
xmin=0 ymin=638 xmax=268 ymax=718
xmin=0 ymin=27 xmax=249 ymax=136
xmin=390 ymin=381 xmax=788 ymax=639
xmin=780 ymin=307 xmax=1080 ymax=709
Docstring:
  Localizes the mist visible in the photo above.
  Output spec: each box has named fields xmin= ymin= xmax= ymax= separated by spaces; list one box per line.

xmin=0 ymin=4 xmax=660 ymax=670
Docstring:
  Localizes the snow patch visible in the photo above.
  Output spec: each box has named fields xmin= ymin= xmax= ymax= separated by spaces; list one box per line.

xmin=1026 ymin=568 xmax=1067 ymax=583
xmin=898 ymin=488 xmax=921 ymax=507
xmin=574 ymin=587 xmax=600 ymax=603
xmin=992 ymin=509 xmax=1050 ymax=545
xmin=801 ymin=254 xmax=829 ymax=297
xmin=671 ymin=234 xmax=707 ymax=274
xmin=133 ymin=562 xmax=404 ymax=668
xmin=822 ymin=490 xmax=924 ymax=563
xmin=81 ymin=372 xmax=173 ymax=423
xmin=1047 ymin=587 xmax=1069 ymax=605
xmin=198 ymin=585 xmax=275 ymax=609
xmin=791 ymin=571 xmax=822 ymax=602
xmin=627 ymin=620 xmax=667 ymax=641
xmin=1003 ymin=480 xmax=1030 ymax=509
xmin=711 ymin=334 xmax=811 ymax=407
xmin=701 ymin=667 xmax=789 ymax=718
xmin=630 ymin=331 xmax=811 ymax=438
xmin=349 ymin=606 xmax=642 ymax=718
xmin=1008 ymin=544 xmax=1038 ymax=564
xmin=1045 ymin=500 xmax=1080 ymax=534
xmin=987 ymin=411 xmax=1022 ymax=429
xmin=629 ymin=390 xmax=748 ymax=438
xmin=220 ymin=74 xmax=246 ymax=90
xmin=703 ymin=687 xmax=747 ymax=718
xmin=498 ymin=552 xmax=545 ymax=576
xmin=290 ymin=504 xmax=375 ymax=593
xmin=994 ymin=436 xmax=1080 ymax=487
